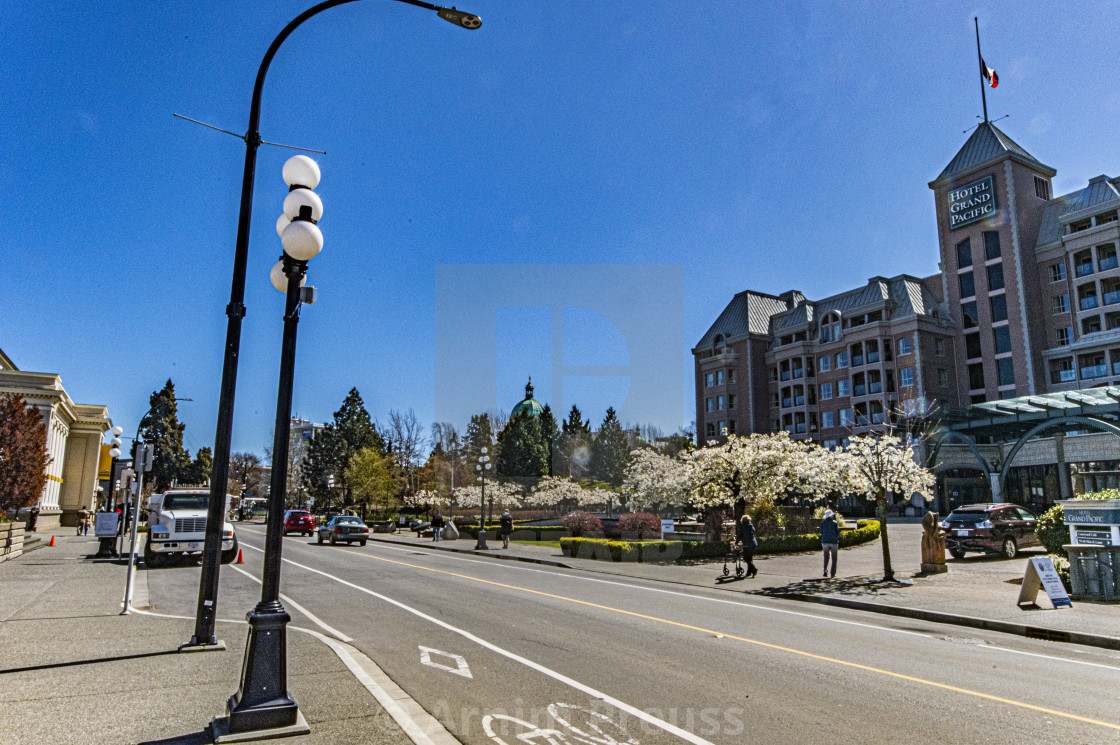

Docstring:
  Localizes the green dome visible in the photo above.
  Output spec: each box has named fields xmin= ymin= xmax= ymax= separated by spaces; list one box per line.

xmin=511 ymin=377 xmax=544 ymax=418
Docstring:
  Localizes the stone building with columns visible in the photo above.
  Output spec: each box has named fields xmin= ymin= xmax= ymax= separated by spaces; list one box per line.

xmin=0 ymin=347 xmax=113 ymax=530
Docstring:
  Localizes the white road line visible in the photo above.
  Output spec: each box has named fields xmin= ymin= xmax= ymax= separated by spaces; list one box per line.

xmin=366 ymin=541 xmax=929 ymax=637
xmin=228 ymin=556 xmax=353 ymax=642
xmin=281 ymin=555 xmax=718 ymax=745
xmin=978 ymin=644 xmax=1120 ymax=672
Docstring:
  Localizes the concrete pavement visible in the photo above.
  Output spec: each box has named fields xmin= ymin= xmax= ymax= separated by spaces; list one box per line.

xmin=369 ymin=521 xmax=1120 ymax=650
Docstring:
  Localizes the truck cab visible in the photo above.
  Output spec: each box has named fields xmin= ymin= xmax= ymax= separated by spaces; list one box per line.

xmin=144 ymin=488 xmax=238 ymax=567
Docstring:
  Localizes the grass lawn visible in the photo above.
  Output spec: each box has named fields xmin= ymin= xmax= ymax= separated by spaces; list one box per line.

xmin=510 ymin=540 xmax=562 ymax=548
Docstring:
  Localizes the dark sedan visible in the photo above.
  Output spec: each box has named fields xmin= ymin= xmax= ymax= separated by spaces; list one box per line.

xmin=941 ymin=503 xmax=1039 ymax=559
xmin=317 ymin=515 xmax=369 ymax=546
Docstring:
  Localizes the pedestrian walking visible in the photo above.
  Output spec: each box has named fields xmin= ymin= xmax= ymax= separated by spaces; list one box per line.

xmin=499 ymin=510 xmax=513 ymax=549
xmin=820 ymin=509 xmax=840 ymax=578
xmin=77 ymin=507 xmax=89 ymax=536
xmin=83 ymin=509 xmax=91 ymax=535
xmin=431 ymin=511 xmax=445 ymax=542
xmin=27 ymin=505 xmax=40 ymax=532
xmin=735 ymin=514 xmax=758 ymax=578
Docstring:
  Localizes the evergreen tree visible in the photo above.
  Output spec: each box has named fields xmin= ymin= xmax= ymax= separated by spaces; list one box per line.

xmin=137 ymin=380 xmax=191 ymax=491
xmin=495 ymin=410 xmax=548 ymax=480
xmin=589 ymin=407 xmax=630 ymax=488
xmin=0 ymin=395 xmax=49 ymax=513
xmin=538 ymin=404 xmax=559 ymax=477
xmin=464 ymin=413 xmax=494 ymax=462
xmin=556 ymin=405 xmax=592 ymax=479
xmin=301 ymin=388 xmax=384 ymax=509
xmin=184 ymin=447 xmax=213 ymax=486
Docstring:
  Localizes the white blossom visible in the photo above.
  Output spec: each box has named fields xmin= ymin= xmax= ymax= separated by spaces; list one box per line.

xmin=688 ymin=432 xmax=814 ymax=510
xmin=622 ymin=448 xmax=692 ymax=508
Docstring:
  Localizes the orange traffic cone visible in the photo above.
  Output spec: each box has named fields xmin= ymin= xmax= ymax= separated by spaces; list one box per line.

xmin=236 ymin=549 xmax=244 ymax=564
xmin=49 ymin=535 xmax=55 ymax=547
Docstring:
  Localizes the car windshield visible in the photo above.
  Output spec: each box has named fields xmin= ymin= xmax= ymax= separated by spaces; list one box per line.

xmin=946 ymin=511 xmax=990 ymax=524
xmin=163 ymin=494 xmax=210 ymax=510
xmin=336 ymin=517 xmax=364 ymax=525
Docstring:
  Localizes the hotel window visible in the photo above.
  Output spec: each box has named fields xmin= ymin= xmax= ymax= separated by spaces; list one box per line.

xmin=990 ymin=294 xmax=1008 ymax=322
xmin=716 ymin=370 xmax=724 ymax=385
xmin=1057 ymin=327 xmax=1072 ymax=346
xmin=1050 ymin=358 xmax=1075 ymax=384
xmin=983 ymin=231 xmax=1002 ymax=260
xmin=820 ymin=382 xmax=833 ymax=400
xmin=1052 ymin=294 xmax=1069 ymax=314
xmin=770 ymin=392 xmax=779 ymax=408
xmin=959 ymin=271 xmax=975 ymax=298
xmin=769 ymin=367 xmax=778 ymax=381
xmin=899 ymin=368 xmax=914 ymax=387
xmin=1049 ymin=263 xmax=1066 ymax=282
xmin=836 ymin=351 xmax=848 ymax=368
xmin=937 ymin=368 xmax=949 ymax=387
xmin=1034 ymin=176 xmax=1051 ymax=200
xmin=935 ymin=338 xmax=946 ymax=356
xmin=822 ymin=411 xmax=834 ymax=429
xmin=706 ymin=397 xmax=714 ymax=412
xmin=962 ymin=301 xmax=979 ymax=328
xmin=956 ymin=238 xmax=972 ymax=269
xmin=718 ymin=421 xmax=726 ymax=435
xmin=839 ymin=408 xmax=854 ymax=426
xmin=968 ymin=363 xmax=986 ymax=390
xmin=728 ymin=369 xmax=736 ymax=384
xmin=993 ymin=325 xmax=1012 ymax=354
xmin=986 ymin=263 xmax=1005 ymax=291
xmin=837 ymin=380 xmax=851 ymax=397
xmin=997 ymin=358 xmax=1015 ymax=387
xmin=706 ymin=423 xmax=716 ymax=437
xmin=717 ymin=395 xmax=726 ymax=410
xmin=971 ymin=394 xmax=987 ymax=405
xmin=728 ymin=420 xmax=737 ymax=435
xmin=705 ymin=373 xmax=714 ymax=387
xmin=965 ymin=333 xmax=982 ymax=359
xmin=818 ymin=355 xmax=831 ymax=372
xmin=898 ymin=337 xmax=912 ymax=356
xmin=728 ymin=394 xmax=736 ymax=410
xmin=1082 ymin=315 xmax=1102 ymax=335
xmin=1100 ymin=244 xmax=1118 ymax=272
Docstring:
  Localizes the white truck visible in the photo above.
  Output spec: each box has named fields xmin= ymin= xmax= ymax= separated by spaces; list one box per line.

xmin=144 ymin=488 xmax=239 ymax=567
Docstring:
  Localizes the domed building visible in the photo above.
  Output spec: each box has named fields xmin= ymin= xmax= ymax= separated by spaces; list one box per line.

xmin=511 ymin=378 xmax=544 ymax=418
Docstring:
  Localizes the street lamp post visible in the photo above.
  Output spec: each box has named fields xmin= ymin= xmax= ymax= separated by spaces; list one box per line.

xmin=189 ymin=0 xmax=480 ymax=650
xmin=473 ymin=448 xmax=491 ymax=549
xmin=220 ymin=156 xmax=324 ymax=737
xmin=97 ymin=427 xmax=125 ymax=558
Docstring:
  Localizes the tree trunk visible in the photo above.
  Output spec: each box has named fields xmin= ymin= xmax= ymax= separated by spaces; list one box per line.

xmin=877 ymin=492 xmax=893 ymax=581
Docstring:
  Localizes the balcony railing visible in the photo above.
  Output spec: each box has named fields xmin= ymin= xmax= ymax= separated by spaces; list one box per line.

xmin=1101 ymin=256 xmax=1119 ymax=272
xmin=1076 ymin=263 xmax=1095 ymax=278
xmin=853 ymin=385 xmax=867 ymax=396
xmin=1104 ymin=289 xmax=1120 ymax=306
xmin=782 ymin=398 xmax=792 ymax=408
xmin=852 ymin=355 xmax=864 ymax=367
xmin=792 ymin=369 xmax=804 ymax=379
xmin=867 ymin=352 xmax=880 ymax=363
xmin=795 ymin=423 xmax=807 ymax=434
xmin=780 ymin=371 xmax=791 ymax=381
xmin=868 ymin=382 xmax=883 ymax=394
xmin=872 ymin=412 xmax=886 ymax=424
xmin=1080 ymin=296 xmax=1100 ymax=311
xmin=1081 ymin=364 xmax=1108 ymax=379
xmin=1051 ymin=369 xmax=1076 ymax=383
xmin=794 ymin=396 xmax=805 ymax=406
xmin=1114 ymin=361 xmax=1120 ymax=375
xmin=856 ymin=415 xmax=870 ymax=426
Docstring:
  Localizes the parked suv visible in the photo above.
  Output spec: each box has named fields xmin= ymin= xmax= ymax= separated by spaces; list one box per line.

xmin=941 ymin=503 xmax=1039 ymax=559
xmin=283 ymin=510 xmax=315 ymax=536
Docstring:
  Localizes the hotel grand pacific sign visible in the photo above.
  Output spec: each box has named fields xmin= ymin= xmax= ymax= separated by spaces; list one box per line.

xmin=947 ymin=174 xmax=996 ymax=230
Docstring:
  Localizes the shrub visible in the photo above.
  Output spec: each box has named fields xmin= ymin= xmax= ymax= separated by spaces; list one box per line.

xmin=560 ymin=510 xmax=603 ymax=538
xmin=1035 ymin=504 xmax=1069 ymax=556
xmin=612 ymin=512 xmax=662 ymax=539
xmin=1049 ymin=554 xmax=1072 ymax=591
xmin=749 ymin=499 xmax=786 ymax=537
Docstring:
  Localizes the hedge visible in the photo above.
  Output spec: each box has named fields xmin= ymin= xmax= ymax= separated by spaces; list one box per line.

xmin=457 ymin=524 xmax=570 ymax=541
xmin=560 ymin=520 xmax=881 ymax=564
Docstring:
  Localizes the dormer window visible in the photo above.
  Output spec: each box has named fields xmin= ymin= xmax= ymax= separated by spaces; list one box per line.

xmin=819 ymin=312 xmax=841 ymax=343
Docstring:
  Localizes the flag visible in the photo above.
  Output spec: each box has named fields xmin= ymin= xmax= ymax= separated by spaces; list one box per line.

xmin=981 ymin=57 xmax=999 ymax=88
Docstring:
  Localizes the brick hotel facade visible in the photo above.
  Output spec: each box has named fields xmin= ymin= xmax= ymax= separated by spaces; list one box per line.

xmin=694 ymin=123 xmax=1120 ymax=509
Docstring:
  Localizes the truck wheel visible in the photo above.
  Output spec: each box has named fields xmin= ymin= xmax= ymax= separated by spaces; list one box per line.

xmin=144 ymin=539 xmax=162 ymax=568
xmin=221 ymin=537 xmax=239 ymax=564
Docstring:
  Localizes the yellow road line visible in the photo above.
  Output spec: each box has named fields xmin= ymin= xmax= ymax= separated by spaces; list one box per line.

xmin=331 ymin=546 xmax=1120 ymax=732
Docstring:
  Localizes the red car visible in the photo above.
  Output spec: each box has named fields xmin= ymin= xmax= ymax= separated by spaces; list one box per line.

xmin=283 ymin=509 xmax=315 ymax=536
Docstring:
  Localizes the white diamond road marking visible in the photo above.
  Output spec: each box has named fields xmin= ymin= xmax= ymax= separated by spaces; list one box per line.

xmin=419 ymin=645 xmax=474 ymax=678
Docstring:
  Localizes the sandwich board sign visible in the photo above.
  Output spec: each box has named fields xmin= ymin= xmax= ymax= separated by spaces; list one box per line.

xmin=94 ymin=511 xmax=120 ymax=538
xmin=1017 ymin=556 xmax=1072 ymax=609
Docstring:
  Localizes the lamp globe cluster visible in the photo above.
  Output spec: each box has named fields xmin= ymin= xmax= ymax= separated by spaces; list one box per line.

xmin=272 ymin=155 xmax=324 ymax=292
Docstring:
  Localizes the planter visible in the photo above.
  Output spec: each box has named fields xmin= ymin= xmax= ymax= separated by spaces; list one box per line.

xmin=0 ymin=522 xmax=26 ymax=563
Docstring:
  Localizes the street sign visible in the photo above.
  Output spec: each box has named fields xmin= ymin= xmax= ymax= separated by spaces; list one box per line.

xmin=660 ymin=519 xmax=675 ymax=534
xmin=95 ymin=512 xmax=120 ymax=538
xmin=1017 ymin=556 xmax=1073 ymax=609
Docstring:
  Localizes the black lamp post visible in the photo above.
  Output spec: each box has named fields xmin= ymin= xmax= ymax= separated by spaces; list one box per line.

xmin=189 ymin=0 xmax=481 ymax=651
xmin=219 ymin=156 xmax=323 ymax=737
xmin=473 ymin=449 xmax=491 ymax=549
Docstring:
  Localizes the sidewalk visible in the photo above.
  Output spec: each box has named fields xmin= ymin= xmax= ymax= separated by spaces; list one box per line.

xmin=0 ymin=530 xmax=438 ymax=744
xmin=372 ymin=522 xmax=1120 ymax=650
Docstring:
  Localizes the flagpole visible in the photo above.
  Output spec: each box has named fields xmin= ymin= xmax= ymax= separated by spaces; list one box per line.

xmin=974 ymin=17 xmax=988 ymax=123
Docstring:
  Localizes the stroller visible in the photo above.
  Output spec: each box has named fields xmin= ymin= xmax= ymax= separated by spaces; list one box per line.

xmin=719 ymin=541 xmax=747 ymax=581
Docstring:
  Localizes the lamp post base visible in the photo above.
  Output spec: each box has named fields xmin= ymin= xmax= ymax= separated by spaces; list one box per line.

xmin=212 ymin=710 xmax=310 ymax=743
xmin=226 ymin=606 xmax=301 ymax=734
xmin=474 ymin=530 xmax=489 ymax=550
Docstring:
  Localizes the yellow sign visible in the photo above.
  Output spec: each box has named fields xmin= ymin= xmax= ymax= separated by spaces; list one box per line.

xmin=98 ymin=444 xmax=112 ymax=480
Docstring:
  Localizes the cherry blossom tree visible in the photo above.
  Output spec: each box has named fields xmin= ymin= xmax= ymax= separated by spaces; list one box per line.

xmin=840 ymin=434 xmax=935 ymax=580
xmin=525 ymin=476 xmax=585 ymax=509
xmin=622 ymin=448 xmax=692 ymax=511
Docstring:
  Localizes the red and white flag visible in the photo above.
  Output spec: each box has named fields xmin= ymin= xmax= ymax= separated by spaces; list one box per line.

xmin=981 ymin=57 xmax=999 ymax=88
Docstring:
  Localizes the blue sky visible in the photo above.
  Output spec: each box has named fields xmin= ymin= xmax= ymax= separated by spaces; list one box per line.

xmin=4 ymin=2 xmax=1118 ymax=457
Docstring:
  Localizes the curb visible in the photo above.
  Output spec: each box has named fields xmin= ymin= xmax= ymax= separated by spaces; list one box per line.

xmin=366 ymin=536 xmax=572 ymax=568
xmin=776 ymin=593 xmax=1120 ymax=651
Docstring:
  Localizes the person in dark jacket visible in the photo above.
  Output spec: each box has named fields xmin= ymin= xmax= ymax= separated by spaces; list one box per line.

xmin=499 ymin=510 xmax=513 ymax=549
xmin=431 ymin=511 xmax=445 ymax=541
xmin=735 ymin=513 xmax=758 ymax=578
xmin=820 ymin=509 xmax=841 ymax=578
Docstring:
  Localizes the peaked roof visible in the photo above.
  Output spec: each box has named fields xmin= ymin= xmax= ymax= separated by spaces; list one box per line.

xmin=768 ymin=275 xmax=944 ymax=335
xmin=933 ymin=122 xmax=1052 ymax=184
xmin=1035 ymin=175 xmax=1120 ymax=247
xmin=693 ymin=291 xmax=792 ymax=349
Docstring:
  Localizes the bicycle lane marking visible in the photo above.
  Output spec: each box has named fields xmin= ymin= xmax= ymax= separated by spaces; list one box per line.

xmin=322 ymin=546 xmax=1120 ymax=733
xmin=277 ymin=554 xmax=718 ymax=745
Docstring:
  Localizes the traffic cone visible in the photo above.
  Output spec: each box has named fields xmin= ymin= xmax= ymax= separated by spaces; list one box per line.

xmin=236 ymin=549 xmax=244 ymax=564
xmin=49 ymin=535 xmax=55 ymax=547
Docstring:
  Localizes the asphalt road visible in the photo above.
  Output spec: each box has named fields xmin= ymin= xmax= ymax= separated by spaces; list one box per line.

xmin=145 ymin=526 xmax=1120 ymax=745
